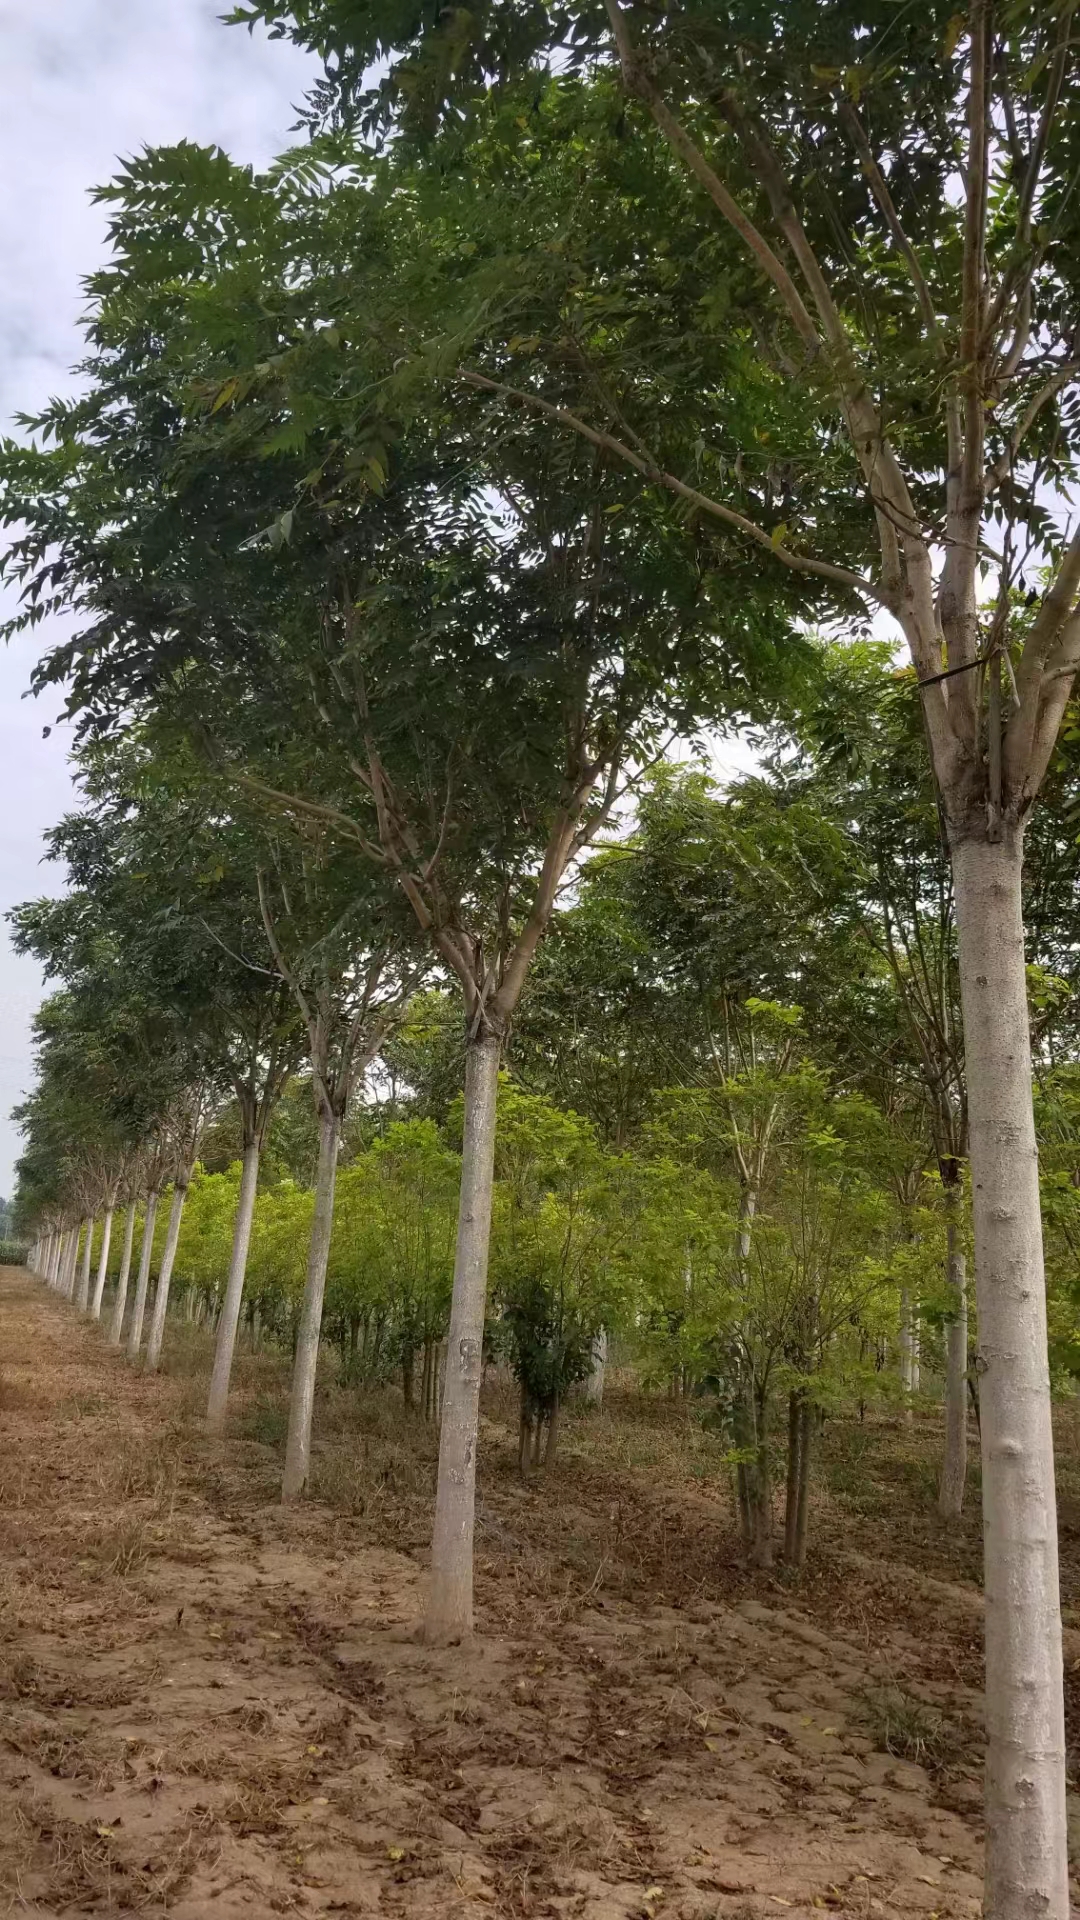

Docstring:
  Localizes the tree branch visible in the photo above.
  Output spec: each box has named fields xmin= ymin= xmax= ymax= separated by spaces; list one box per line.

xmin=601 ymin=0 xmax=821 ymax=352
xmin=459 ymin=369 xmax=876 ymax=600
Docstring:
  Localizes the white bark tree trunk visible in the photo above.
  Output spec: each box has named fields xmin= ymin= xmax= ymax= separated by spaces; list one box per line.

xmin=51 ymin=1231 xmax=67 ymax=1290
xmin=90 ymin=1208 xmax=114 ymax=1321
xmin=281 ymin=1110 xmax=339 ymax=1500
xmin=107 ymin=1204 xmax=138 ymax=1347
xmin=74 ymin=1219 xmax=94 ymax=1311
xmin=126 ymin=1190 xmax=160 ymax=1360
xmin=144 ymin=1179 xmax=190 ymax=1371
xmin=939 ymin=1186 xmax=968 ymax=1520
xmin=425 ymin=1031 xmax=501 ymax=1644
xmin=583 ymin=1327 xmax=608 ymax=1406
xmin=62 ymin=1224 xmax=80 ymax=1300
xmin=952 ymin=830 xmax=1067 ymax=1917
xmin=206 ymin=1141 xmax=261 ymax=1432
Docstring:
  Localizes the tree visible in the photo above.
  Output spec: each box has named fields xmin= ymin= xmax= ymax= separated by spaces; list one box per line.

xmin=488 ymin=1084 xmax=637 ymax=1469
xmin=256 ymin=833 xmax=422 ymax=1499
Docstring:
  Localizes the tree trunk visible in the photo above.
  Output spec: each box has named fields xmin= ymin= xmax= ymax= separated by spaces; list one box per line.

xmin=281 ymin=1108 xmax=339 ymax=1501
xmin=50 ymin=1231 xmax=66 ymax=1290
xmin=425 ymin=1029 xmax=501 ymax=1643
xmin=784 ymin=1388 xmax=802 ymax=1563
xmin=734 ymin=1393 xmax=756 ymax=1549
xmin=90 ymin=1208 xmax=114 ymax=1321
xmin=107 ymin=1205 xmax=138 ymax=1347
xmin=205 ymin=1141 xmax=261 ymax=1432
xmin=952 ymin=830 xmax=1067 ymax=1915
xmin=544 ymin=1391 xmax=561 ymax=1467
xmin=126 ymin=1190 xmax=160 ymax=1361
xmin=74 ymin=1220 xmax=94 ymax=1310
xmin=583 ymin=1328 xmax=607 ymax=1406
xmin=64 ymin=1222 xmax=83 ymax=1302
xmin=750 ymin=1386 xmax=774 ymax=1569
xmin=939 ymin=1179 xmax=969 ymax=1520
xmin=144 ymin=1180 xmax=189 ymax=1371
xmin=792 ymin=1395 xmax=813 ymax=1571
xmin=402 ymin=1345 xmax=415 ymax=1407
xmin=519 ymin=1387 xmax=537 ymax=1479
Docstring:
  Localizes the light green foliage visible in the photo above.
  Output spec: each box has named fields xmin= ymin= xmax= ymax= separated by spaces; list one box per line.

xmin=326 ymin=1120 xmax=459 ymax=1390
xmin=488 ymin=1085 xmax=639 ymax=1426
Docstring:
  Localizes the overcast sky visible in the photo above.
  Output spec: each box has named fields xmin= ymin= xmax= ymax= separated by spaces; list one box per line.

xmin=0 ymin=2 xmax=317 ymax=1197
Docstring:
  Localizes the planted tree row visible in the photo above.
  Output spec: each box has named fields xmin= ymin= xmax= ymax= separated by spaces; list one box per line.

xmin=6 ymin=0 xmax=1080 ymax=1905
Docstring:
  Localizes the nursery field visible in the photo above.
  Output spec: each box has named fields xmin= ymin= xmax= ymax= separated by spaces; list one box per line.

xmin=4 ymin=1267 xmax=1076 ymax=1920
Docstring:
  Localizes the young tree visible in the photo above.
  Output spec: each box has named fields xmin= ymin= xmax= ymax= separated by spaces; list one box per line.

xmin=256 ymin=837 xmax=422 ymax=1499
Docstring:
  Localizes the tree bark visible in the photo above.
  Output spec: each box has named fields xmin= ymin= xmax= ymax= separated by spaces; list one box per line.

xmin=793 ymin=1395 xmax=813 ymax=1571
xmin=90 ymin=1208 xmax=114 ymax=1321
xmin=952 ymin=830 xmax=1067 ymax=1916
xmin=205 ymin=1141 xmax=262 ymax=1431
xmin=750 ymin=1386 xmax=774 ymax=1569
xmin=64 ymin=1222 xmax=83 ymax=1302
xmin=544 ymin=1391 xmax=561 ymax=1467
xmin=583 ymin=1327 xmax=607 ymax=1406
xmin=784 ymin=1388 xmax=802 ymax=1563
xmin=144 ymin=1179 xmax=190 ymax=1370
xmin=281 ymin=1108 xmax=339 ymax=1501
xmin=75 ymin=1220 xmax=93 ymax=1309
xmin=424 ymin=1029 xmax=501 ymax=1643
xmin=126 ymin=1190 xmax=160 ymax=1361
xmin=66 ymin=1226 xmax=82 ymax=1299
xmin=939 ymin=1180 xmax=969 ymax=1520
xmin=107 ymin=1204 xmax=138 ymax=1347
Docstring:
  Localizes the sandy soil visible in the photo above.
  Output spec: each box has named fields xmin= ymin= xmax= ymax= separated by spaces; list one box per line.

xmin=0 ymin=1268 xmax=993 ymax=1917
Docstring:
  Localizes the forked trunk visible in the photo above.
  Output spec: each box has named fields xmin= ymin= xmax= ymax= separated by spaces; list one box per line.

xmin=281 ymin=1109 xmax=339 ymax=1501
xmin=424 ymin=1030 xmax=501 ymax=1643
xmin=108 ymin=1205 xmax=138 ymax=1347
xmin=144 ymin=1179 xmax=190 ymax=1370
xmin=126 ymin=1190 xmax=160 ymax=1360
xmin=206 ymin=1142 xmax=262 ymax=1432
xmin=90 ymin=1208 xmax=114 ymax=1321
xmin=939 ymin=1178 xmax=969 ymax=1520
xmin=952 ymin=830 xmax=1067 ymax=1916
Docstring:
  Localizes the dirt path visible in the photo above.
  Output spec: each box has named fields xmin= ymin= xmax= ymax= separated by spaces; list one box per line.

xmin=0 ymin=1269 xmax=986 ymax=1917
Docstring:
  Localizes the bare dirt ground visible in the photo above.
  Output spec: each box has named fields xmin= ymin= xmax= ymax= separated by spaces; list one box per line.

xmin=0 ymin=1266 xmax=1037 ymax=1917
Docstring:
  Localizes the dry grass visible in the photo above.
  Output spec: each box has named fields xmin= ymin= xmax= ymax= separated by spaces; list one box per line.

xmin=855 ymin=1683 xmax=974 ymax=1777
xmin=9 ymin=1797 xmax=214 ymax=1912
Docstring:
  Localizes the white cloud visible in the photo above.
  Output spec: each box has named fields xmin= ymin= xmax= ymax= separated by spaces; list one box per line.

xmin=0 ymin=0 xmax=318 ymax=1197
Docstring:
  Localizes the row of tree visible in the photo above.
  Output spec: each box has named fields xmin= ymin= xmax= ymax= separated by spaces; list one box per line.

xmin=6 ymin=0 xmax=1080 ymax=1905
xmin=16 ymin=703 xmax=1080 ymax=1561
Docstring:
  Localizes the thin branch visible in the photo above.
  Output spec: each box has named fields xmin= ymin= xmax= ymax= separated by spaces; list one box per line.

xmin=602 ymin=0 xmax=821 ymax=352
xmin=985 ymin=362 xmax=1080 ymax=492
